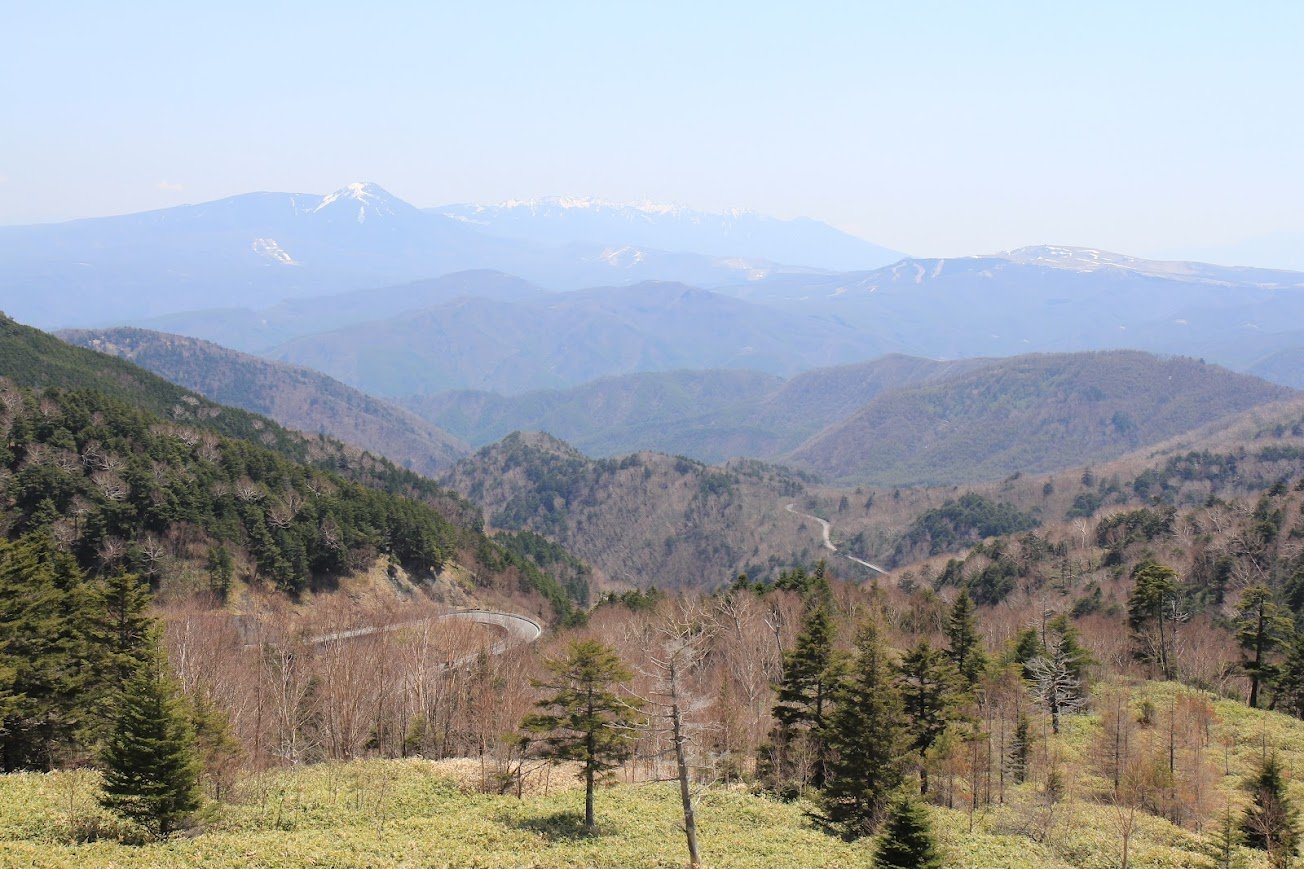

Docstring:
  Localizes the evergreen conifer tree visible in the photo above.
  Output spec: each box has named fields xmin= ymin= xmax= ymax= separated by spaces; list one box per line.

xmin=873 ymin=795 xmax=944 ymax=869
xmin=1242 ymin=753 xmax=1300 ymax=867
xmin=1205 ymin=800 xmax=1248 ymax=869
xmin=1234 ymin=586 xmax=1292 ymax=708
xmin=98 ymin=571 xmax=153 ymax=686
xmin=522 ymin=639 xmax=641 ymax=833
xmin=1008 ymin=627 xmax=1043 ymax=679
xmin=771 ymin=600 xmax=840 ymax=788
xmin=1276 ymin=632 xmax=1304 ymax=719
xmin=897 ymin=641 xmax=957 ymax=795
xmin=944 ymin=590 xmax=986 ymax=686
xmin=1127 ymin=561 xmax=1182 ymax=679
xmin=1008 ymin=714 xmax=1031 ymax=784
xmin=99 ymin=631 xmax=202 ymax=837
xmin=0 ymin=533 xmax=99 ymax=770
xmin=816 ymin=622 xmax=906 ymax=838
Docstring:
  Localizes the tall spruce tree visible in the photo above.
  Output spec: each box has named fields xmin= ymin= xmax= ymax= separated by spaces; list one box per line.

xmin=816 ymin=622 xmax=906 ymax=839
xmin=99 ymin=631 xmax=202 ymax=837
xmin=1127 ymin=561 xmax=1183 ymax=680
xmin=1008 ymin=714 xmax=1032 ymax=784
xmin=945 ymin=590 xmax=986 ymax=686
xmin=1276 ymin=632 xmax=1304 ymax=719
xmin=873 ymin=795 xmax=944 ymax=869
xmin=98 ymin=571 xmax=154 ymax=687
xmin=1242 ymin=753 xmax=1300 ymax=867
xmin=0 ymin=533 xmax=99 ymax=770
xmin=1205 ymin=800 xmax=1248 ymax=869
xmin=771 ymin=601 xmax=840 ymax=788
xmin=522 ymin=639 xmax=641 ymax=833
xmin=897 ymin=641 xmax=957 ymax=796
xmin=1234 ymin=586 xmax=1292 ymax=709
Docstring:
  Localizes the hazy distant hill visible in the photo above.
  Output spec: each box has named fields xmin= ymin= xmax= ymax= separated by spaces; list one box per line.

xmin=267 ymin=282 xmax=893 ymax=396
xmin=1249 ymin=343 xmax=1304 ymax=390
xmin=58 ymin=327 xmax=468 ymax=475
xmin=437 ymin=197 xmax=904 ymax=271
xmin=786 ymin=351 xmax=1295 ymax=485
xmin=134 ymin=270 xmax=548 ymax=354
xmin=719 ymin=245 xmax=1304 ymax=377
xmin=405 ymin=369 xmax=783 ymax=452
xmin=408 ymin=355 xmax=987 ymax=462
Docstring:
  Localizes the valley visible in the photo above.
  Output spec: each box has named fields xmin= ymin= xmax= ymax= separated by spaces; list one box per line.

xmin=5 ymin=149 xmax=1304 ymax=869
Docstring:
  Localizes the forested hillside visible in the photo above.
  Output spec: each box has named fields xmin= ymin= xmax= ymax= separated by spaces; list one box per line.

xmin=788 ymin=351 xmax=1294 ymax=485
xmin=59 ymin=327 xmax=468 ymax=475
xmin=406 ymin=354 xmax=985 ymax=463
xmin=0 ymin=315 xmax=589 ymax=619
xmin=264 ymin=282 xmax=889 ymax=396
xmin=442 ymin=432 xmax=835 ymax=588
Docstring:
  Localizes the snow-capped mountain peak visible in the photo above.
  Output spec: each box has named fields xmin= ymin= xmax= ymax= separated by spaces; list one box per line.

xmin=987 ymin=245 xmax=1304 ymax=288
xmin=492 ymin=196 xmax=696 ymax=218
xmin=434 ymin=197 xmax=904 ymax=271
xmin=1001 ymin=245 xmax=1145 ymax=271
xmin=311 ymin=182 xmax=418 ymax=223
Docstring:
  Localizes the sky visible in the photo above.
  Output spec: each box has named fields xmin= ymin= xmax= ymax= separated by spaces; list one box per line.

xmin=3 ymin=1 xmax=1303 ymax=264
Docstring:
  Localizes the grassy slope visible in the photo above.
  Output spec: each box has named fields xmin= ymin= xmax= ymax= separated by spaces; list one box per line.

xmin=1 ymin=680 xmax=1295 ymax=867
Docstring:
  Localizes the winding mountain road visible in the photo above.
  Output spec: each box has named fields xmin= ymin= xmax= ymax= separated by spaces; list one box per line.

xmin=785 ymin=503 xmax=888 ymax=576
xmin=245 ymin=608 xmax=544 ymax=664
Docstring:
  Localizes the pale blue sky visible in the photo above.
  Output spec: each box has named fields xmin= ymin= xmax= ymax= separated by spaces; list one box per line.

xmin=2 ymin=1 xmax=1302 ymax=262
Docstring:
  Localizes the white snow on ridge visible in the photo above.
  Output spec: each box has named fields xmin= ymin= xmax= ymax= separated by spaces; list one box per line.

xmin=995 ymin=245 xmax=1304 ymax=288
xmin=596 ymin=246 xmax=647 ymax=267
xmin=454 ymin=196 xmax=764 ymax=222
xmin=311 ymin=182 xmax=408 ymax=221
xmin=251 ymin=238 xmax=297 ymax=265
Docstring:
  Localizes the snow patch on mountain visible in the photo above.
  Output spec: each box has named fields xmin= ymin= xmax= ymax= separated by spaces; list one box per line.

xmin=494 ymin=196 xmax=699 ymax=218
xmin=311 ymin=182 xmax=414 ymax=222
xmin=251 ymin=238 xmax=297 ymax=265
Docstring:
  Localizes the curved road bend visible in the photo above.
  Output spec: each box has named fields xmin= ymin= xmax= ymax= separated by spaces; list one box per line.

xmin=242 ymin=609 xmax=543 ymax=662
xmin=784 ymin=503 xmax=889 ymax=576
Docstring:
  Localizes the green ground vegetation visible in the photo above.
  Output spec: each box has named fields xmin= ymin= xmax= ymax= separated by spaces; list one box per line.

xmin=1 ymin=679 xmax=1301 ymax=867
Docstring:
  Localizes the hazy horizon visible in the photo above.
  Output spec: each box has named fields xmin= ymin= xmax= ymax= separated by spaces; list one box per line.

xmin=5 ymin=2 xmax=1304 ymax=267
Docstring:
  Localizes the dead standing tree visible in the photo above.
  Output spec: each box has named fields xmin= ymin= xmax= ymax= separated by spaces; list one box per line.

xmin=628 ymin=600 xmax=719 ymax=869
xmin=1027 ymin=637 xmax=1087 ymax=735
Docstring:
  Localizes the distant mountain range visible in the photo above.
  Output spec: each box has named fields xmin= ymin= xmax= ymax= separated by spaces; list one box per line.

xmin=262 ymin=281 xmax=893 ymax=396
xmin=441 ymin=383 xmax=1304 ymax=587
xmin=422 ymin=350 xmax=1290 ymax=485
xmin=0 ymin=183 xmax=882 ymax=329
xmin=77 ymin=321 xmax=1293 ymax=488
xmin=135 ymin=271 xmax=548 ymax=354
xmin=65 ymin=241 xmax=1304 ymax=400
xmin=404 ymin=355 xmax=986 ymax=462
xmin=436 ymin=197 xmax=904 ymax=271
xmin=57 ymin=327 xmax=468 ymax=475
xmin=718 ymin=245 xmax=1304 ymax=369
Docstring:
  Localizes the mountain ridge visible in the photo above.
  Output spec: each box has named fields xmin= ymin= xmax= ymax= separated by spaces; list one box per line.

xmin=0 ymin=183 xmax=859 ymax=328
xmin=786 ymin=350 xmax=1296 ymax=485
xmin=436 ymin=196 xmax=904 ymax=271
xmin=57 ymin=326 xmax=469 ymax=475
